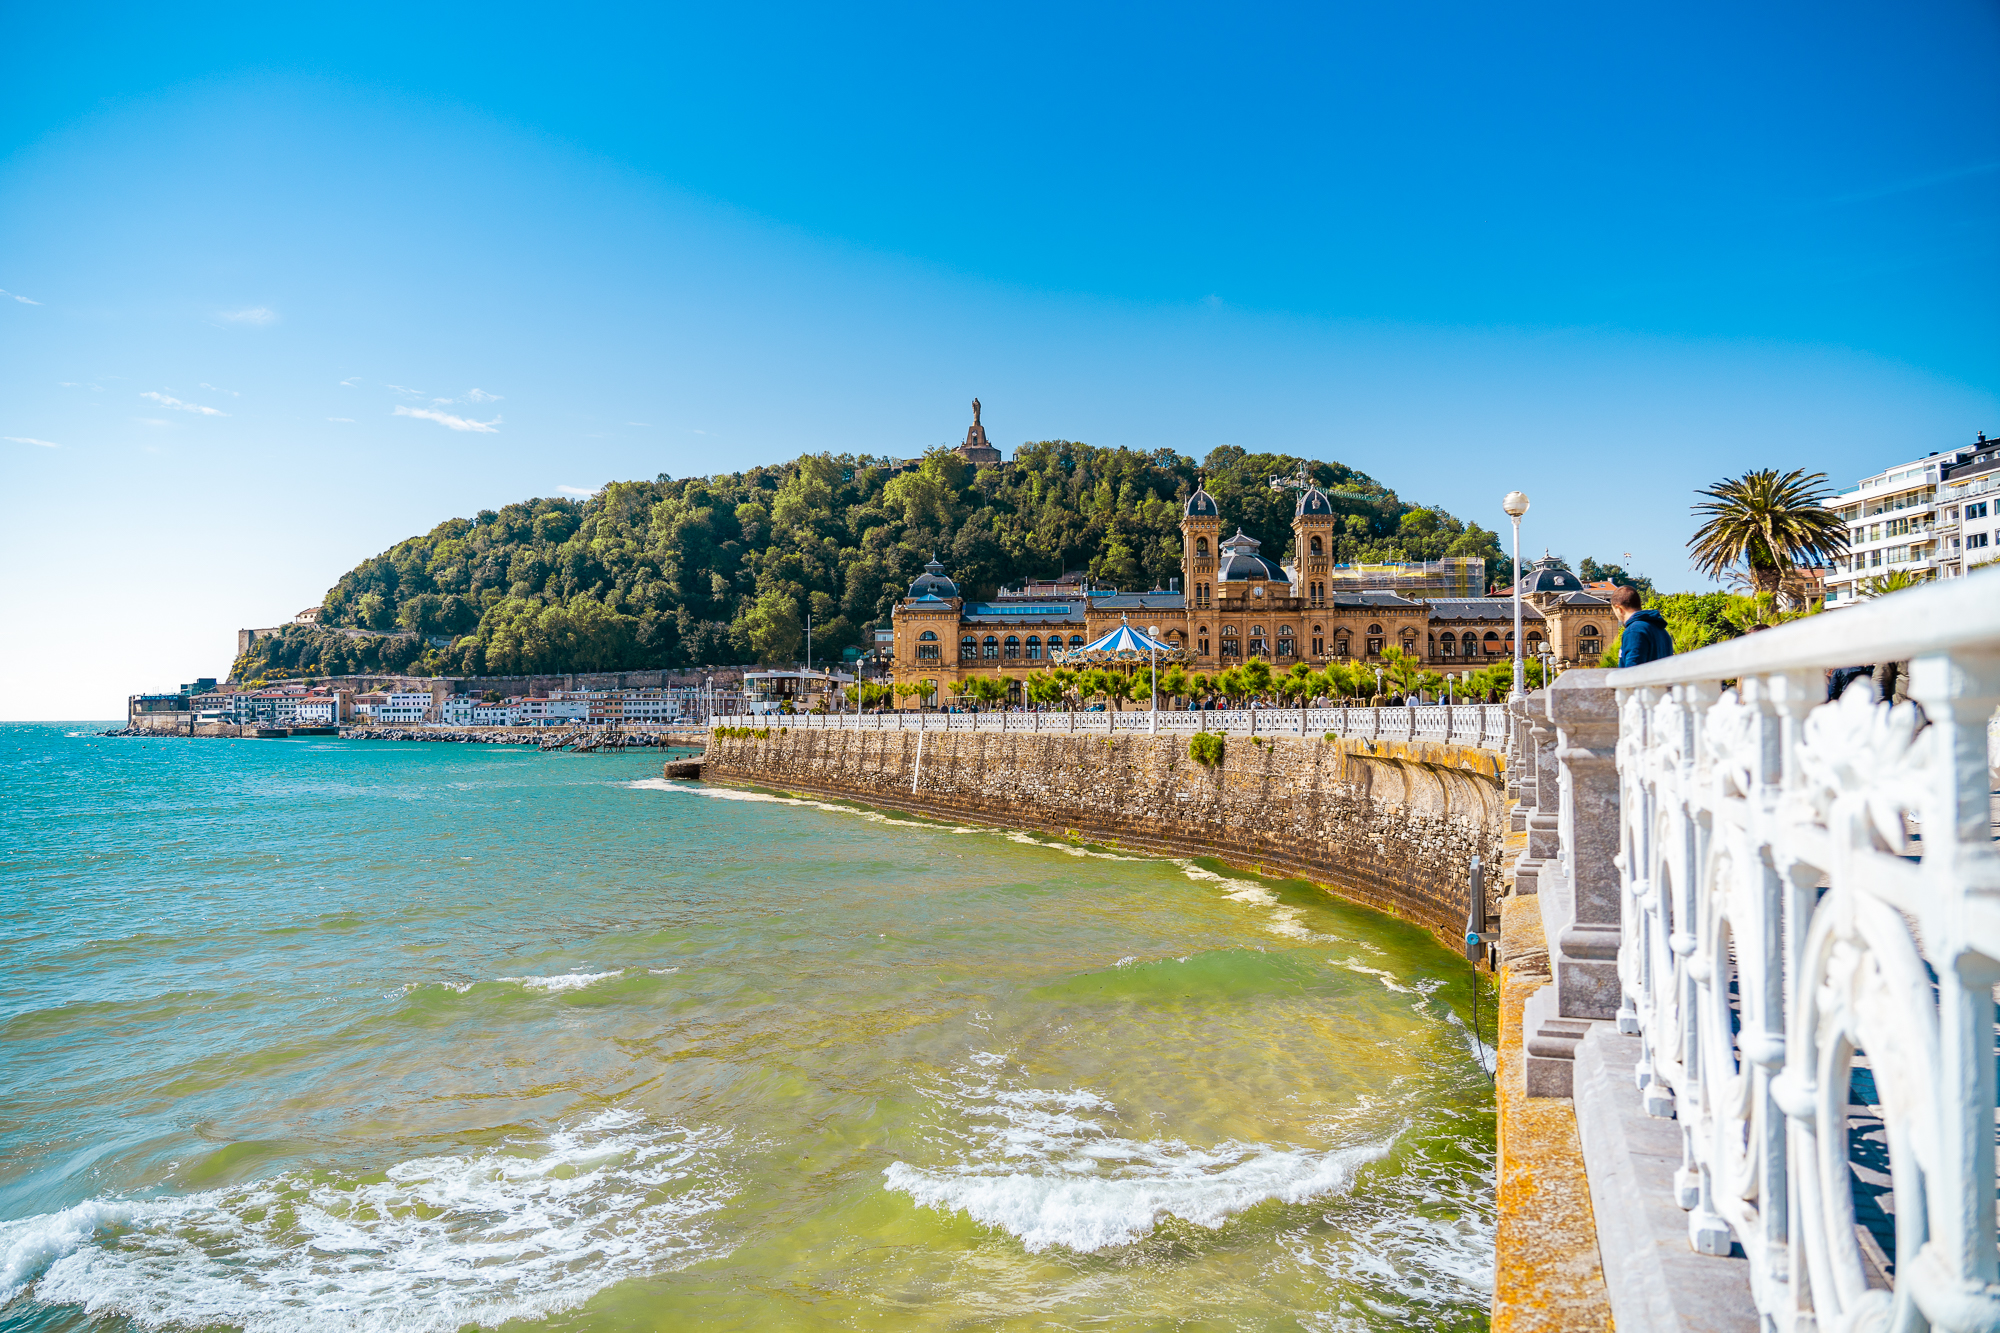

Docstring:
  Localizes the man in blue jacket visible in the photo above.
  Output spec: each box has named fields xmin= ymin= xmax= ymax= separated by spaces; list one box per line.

xmin=1610 ymin=586 xmax=1674 ymax=666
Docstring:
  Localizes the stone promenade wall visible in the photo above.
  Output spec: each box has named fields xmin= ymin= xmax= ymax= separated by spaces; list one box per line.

xmin=704 ymin=728 xmax=1507 ymax=948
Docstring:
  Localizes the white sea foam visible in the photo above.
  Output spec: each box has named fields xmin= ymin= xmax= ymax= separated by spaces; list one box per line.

xmin=497 ymin=969 xmax=624 ymax=993
xmin=627 ymin=778 xmax=973 ymax=832
xmin=885 ymin=1074 xmax=1387 ymax=1253
xmin=1 ymin=1110 xmax=731 ymax=1332
xmin=1176 ymin=863 xmax=1338 ymax=942
xmin=1334 ymin=959 xmax=1414 ymax=994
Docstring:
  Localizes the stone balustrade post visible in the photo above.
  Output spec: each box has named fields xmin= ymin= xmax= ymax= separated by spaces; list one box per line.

xmin=1547 ymin=669 xmax=1621 ymax=1019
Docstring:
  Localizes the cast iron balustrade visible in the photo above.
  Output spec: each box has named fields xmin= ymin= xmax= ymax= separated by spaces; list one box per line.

xmin=1590 ymin=573 xmax=2000 ymax=1331
xmin=710 ymin=703 xmax=1510 ymax=748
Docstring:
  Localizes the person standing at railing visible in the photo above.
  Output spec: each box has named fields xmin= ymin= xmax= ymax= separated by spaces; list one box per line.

xmin=1610 ymin=586 xmax=1674 ymax=666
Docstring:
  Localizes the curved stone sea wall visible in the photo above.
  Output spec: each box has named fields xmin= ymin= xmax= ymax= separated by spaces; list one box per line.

xmin=702 ymin=728 xmax=1507 ymax=948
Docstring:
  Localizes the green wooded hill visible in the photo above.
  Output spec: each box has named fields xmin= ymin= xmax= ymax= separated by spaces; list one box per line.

xmin=234 ymin=442 xmax=1507 ymax=680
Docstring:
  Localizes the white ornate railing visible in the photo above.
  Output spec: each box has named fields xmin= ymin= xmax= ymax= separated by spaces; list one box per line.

xmin=1578 ymin=573 xmax=2000 ymax=1331
xmin=709 ymin=703 xmax=1509 ymax=749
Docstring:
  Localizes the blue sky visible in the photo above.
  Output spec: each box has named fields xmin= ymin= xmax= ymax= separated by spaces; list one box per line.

xmin=3 ymin=3 xmax=1996 ymax=718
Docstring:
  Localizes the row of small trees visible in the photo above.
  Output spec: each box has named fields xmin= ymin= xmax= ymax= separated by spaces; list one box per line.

xmin=838 ymin=648 xmax=1557 ymax=713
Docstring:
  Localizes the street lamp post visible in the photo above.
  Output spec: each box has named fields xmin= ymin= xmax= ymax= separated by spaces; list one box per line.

xmin=1502 ymin=491 xmax=1531 ymax=699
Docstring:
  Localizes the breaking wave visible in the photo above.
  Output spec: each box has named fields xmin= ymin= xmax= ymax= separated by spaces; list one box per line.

xmin=884 ymin=1067 xmax=1389 ymax=1253
xmin=0 ymin=1110 xmax=731 ymax=1331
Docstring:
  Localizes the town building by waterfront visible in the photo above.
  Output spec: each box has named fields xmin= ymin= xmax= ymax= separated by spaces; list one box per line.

xmin=888 ymin=481 xmax=1616 ymax=693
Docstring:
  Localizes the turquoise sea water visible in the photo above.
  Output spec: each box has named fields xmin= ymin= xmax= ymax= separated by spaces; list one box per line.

xmin=0 ymin=722 xmax=1495 ymax=1331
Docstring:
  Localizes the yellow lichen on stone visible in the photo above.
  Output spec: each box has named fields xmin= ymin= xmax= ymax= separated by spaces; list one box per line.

xmin=1491 ymin=858 xmax=1612 ymax=1330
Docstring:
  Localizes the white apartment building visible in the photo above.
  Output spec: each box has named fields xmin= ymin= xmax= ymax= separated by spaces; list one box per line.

xmin=1824 ymin=436 xmax=2000 ymax=606
xmin=1824 ymin=453 xmax=1948 ymax=607
xmin=372 ymin=692 xmax=436 ymax=724
xmin=1934 ymin=435 xmax=2000 ymax=580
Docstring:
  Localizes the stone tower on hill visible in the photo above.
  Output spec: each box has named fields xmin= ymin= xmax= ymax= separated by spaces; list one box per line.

xmin=957 ymin=398 xmax=1003 ymax=467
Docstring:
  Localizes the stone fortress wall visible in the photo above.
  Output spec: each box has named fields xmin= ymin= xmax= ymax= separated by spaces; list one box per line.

xmin=702 ymin=727 xmax=1508 ymax=949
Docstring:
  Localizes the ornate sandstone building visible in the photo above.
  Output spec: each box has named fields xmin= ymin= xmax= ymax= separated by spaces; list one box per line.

xmin=890 ymin=478 xmax=1618 ymax=693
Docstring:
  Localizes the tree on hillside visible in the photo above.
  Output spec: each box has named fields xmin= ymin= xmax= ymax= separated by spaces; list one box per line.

xmin=1688 ymin=469 xmax=1847 ymax=600
xmin=1578 ymin=557 xmax=1654 ymax=598
xmin=238 ymin=441 xmax=1507 ymax=680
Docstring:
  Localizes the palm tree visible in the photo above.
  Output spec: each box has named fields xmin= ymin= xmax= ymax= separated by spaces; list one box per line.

xmin=1688 ymin=469 xmax=1848 ymax=598
xmin=1858 ymin=569 xmax=1926 ymax=600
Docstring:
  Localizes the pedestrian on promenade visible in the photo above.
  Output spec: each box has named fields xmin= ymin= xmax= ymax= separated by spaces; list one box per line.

xmin=1610 ymin=586 xmax=1674 ymax=666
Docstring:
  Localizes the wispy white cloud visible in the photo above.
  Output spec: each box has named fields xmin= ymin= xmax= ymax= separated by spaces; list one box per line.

xmin=393 ymin=405 xmax=500 ymax=433
xmin=134 ymin=417 xmax=172 ymax=427
xmin=385 ymin=384 xmax=427 ymax=398
xmin=6 ymin=436 xmax=58 ymax=448
xmin=1 ymin=289 xmax=40 ymax=304
xmin=57 ymin=381 xmax=104 ymax=392
xmin=627 ymin=421 xmax=652 ymax=427
xmin=431 ymin=397 xmax=456 ymax=406
xmin=558 ymin=485 xmax=600 ymax=497
xmin=217 ymin=307 xmax=276 ymax=325
xmin=464 ymin=388 xmax=501 ymax=403
xmin=198 ymin=382 xmax=240 ymax=397
xmin=140 ymin=391 xmax=228 ymax=417
xmin=327 ymin=416 xmax=355 ymax=423
xmin=339 ymin=377 xmax=362 ymax=387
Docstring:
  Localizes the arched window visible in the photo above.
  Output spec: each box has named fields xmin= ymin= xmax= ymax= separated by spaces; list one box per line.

xmin=1220 ymin=625 xmax=1241 ymax=657
xmin=917 ymin=630 xmax=940 ymax=661
xmin=983 ymin=635 xmax=999 ymax=660
xmin=1276 ymin=625 xmax=1295 ymax=657
xmin=1482 ymin=631 xmax=1501 ymax=654
xmin=1310 ymin=535 xmax=1323 ymax=556
xmin=1578 ymin=624 xmax=1601 ymax=642
xmin=1196 ymin=537 xmax=1210 ymax=557
xmin=960 ymin=634 xmax=977 ymax=660
xmin=1025 ymin=634 xmax=1042 ymax=660
xmin=1069 ymin=635 xmax=1085 ymax=648
xmin=1368 ymin=623 xmax=1383 ymax=634
xmin=1526 ymin=629 xmax=1543 ymax=645
xmin=1440 ymin=633 xmax=1456 ymax=656
xmin=1003 ymin=635 xmax=1021 ymax=659
xmin=1249 ymin=624 xmax=1268 ymax=656
xmin=918 ymin=630 xmax=937 ymax=639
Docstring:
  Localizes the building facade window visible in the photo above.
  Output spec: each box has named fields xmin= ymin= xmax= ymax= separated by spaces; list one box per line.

xmin=983 ymin=636 xmax=999 ymax=659
xmin=1220 ymin=626 xmax=1241 ymax=657
xmin=1025 ymin=635 xmax=1041 ymax=660
xmin=1196 ymin=537 xmax=1209 ymax=557
xmin=1276 ymin=627 xmax=1295 ymax=657
xmin=917 ymin=630 xmax=941 ymax=661
xmin=1483 ymin=631 xmax=1501 ymax=654
xmin=1969 ymin=532 xmax=1990 ymax=549
xmin=1004 ymin=635 xmax=1021 ymax=660
xmin=1249 ymin=624 xmax=1267 ymax=656
xmin=1069 ymin=635 xmax=1085 ymax=649
xmin=960 ymin=635 xmax=976 ymax=660
xmin=1335 ymin=632 xmax=1350 ymax=657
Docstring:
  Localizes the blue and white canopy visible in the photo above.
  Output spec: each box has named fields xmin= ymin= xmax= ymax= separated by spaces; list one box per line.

xmin=1052 ymin=616 xmax=1183 ymax=664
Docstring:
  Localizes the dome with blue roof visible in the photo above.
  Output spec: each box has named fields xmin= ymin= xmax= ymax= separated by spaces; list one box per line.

xmin=1215 ymin=529 xmax=1289 ymax=584
xmin=1184 ymin=483 xmax=1218 ymax=518
xmin=905 ymin=556 xmax=959 ymax=600
xmin=1295 ymin=485 xmax=1333 ymax=518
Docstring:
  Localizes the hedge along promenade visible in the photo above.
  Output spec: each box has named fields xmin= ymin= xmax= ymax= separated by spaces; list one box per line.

xmin=700 ymin=727 xmax=1507 ymax=951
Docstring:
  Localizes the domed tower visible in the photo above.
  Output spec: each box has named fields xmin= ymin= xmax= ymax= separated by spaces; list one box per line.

xmin=1181 ymin=480 xmax=1220 ymax=610
xmin=1291 ymin=482 xmax=1335 ymax=608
